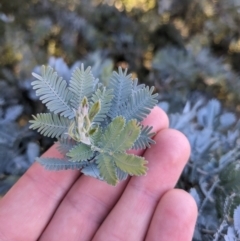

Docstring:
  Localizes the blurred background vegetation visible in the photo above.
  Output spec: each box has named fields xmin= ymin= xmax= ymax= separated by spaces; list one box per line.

xmin=2 ymin=0 xmax=240 ymax=109
xmin=1 ymin=0 xmax=240 ymax=240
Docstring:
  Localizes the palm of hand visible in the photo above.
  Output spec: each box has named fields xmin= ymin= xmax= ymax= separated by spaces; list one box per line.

xmin=0 ymin=107 xmax=197 ymax=241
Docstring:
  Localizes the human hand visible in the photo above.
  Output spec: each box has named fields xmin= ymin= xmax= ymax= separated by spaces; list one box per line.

xmin=0 ymin=107 xmax=197 ymax=241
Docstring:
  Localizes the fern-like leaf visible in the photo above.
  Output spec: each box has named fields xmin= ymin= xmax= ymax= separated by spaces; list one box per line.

xmin=111 ymin=119 xmax=141 ymax=152
xmin=108 ymin=68 xmax=132 ymax=118
xmin=133 ymin=125 xmax=156 ymax=149
xmin=29 ymin=113 xmax=71 ymax=138
xmin=132 ymin=78 xmax=145 ymax=92
xmin=66 ymin=143 xmax=94 ymax=162
xmin=91 ymin=87 xmax=114 ymax=123
xmin=116 ymin=167 xmax=128 ymax=181
xmin=119 ymin=87 xmax=158 ymax=121
xmin=90 ymin=127 xmax=102 ymax=146
xmin=32 ymin=66 xmax=74 ymax=118
xmin=69 ymin=64 xmax=95 ymax=110
xmin=100 ymin=116 xmax=125 ymax=151
xmin=81 ymin=163 xmax=103 ymax=180
xmin=56 ymin=138 xmax=76 ymax=155
xmin=36 ymin=157 xmax=86 ymax=170
xmin=97 ymin=154 xmax=118 ymax=185
xmin=112 ymin=153 xmax=147 ymax=176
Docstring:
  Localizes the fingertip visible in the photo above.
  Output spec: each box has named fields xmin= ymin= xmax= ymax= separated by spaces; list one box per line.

xmin=146 ymin=189 xmax=198 ymax=241
xmin=161 ymin=189 xmax=198 ymax=221
xmin=145 ymin=129 xmax=191 ymax=169
xmin=150 ymin=128 xmax=191 ymax=167
xmin=142 ymin=106 xmax=169 ymax=132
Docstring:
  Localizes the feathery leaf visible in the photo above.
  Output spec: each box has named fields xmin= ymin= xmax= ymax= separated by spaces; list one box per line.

xmin=66 ymin=143 xmax=94 ymax=162
xmin=100 ymin=116 xmax=125 ymax=152
xmin=97 ymin=154 xmax=118 ymax=185
xmin=108 ymin=68 xmax=132 ymax=118
xmin=90 ymin=127 xmax=102 ymax=146
xmin=119 ymin=87 xmax=158 ymax=121
xmin=112 ymin=153 xmax=147 ymax=176
xmin=132 ymin=78 xmax=145 ymax=92
xmin=111 ymin=119 xmax=141 ymax=152
xmin=69 ymin=64 xmax=95 ymax=110
xmin=81 ymin=163 xmax=103 ymax=180
xmin=90 ymin=87 xmax=114 ymax=124
xmin=133 ymin=125 xmax=156 ymax=149
xmin=116 ymin=167 xmax=128 ymax=181
xmin=32 ymin=66 xmax=74 ymax=118
xmin=36 ymin=157 xmax=86 ymax=170
xmin=29 ymin=113 xmax=71 ymax=138
xmin=56 ymin=138 xmax=76 ymax=155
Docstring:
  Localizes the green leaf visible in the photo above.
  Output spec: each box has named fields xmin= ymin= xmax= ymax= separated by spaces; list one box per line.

xmin=97 ymin=154 xmax=118 ymax=185
xmin=81 ymin=96 xmax=89 ymax=113
xmin=66 ymin=143 xmax=94 ymax=162
xmin=69 ymin=64 xmax=95 ymax=110
xmin=88 ymin=127 xmax=98 ymax=136
xmin=90 ymin=127 xmax=102 ymax=146
xmin=32 ymin=66 xmax=74 ymax=119
xmin=36 ymin=157 xmax=86 ymax=170
xmin=90 ymin=87 xmax=114 ymax=123
xmin=112 ymin=153 xmax=147 ymax=176
xmin=100 ymin=116 xmax=125 ymax=151
xmin=89 ymin=100 xmax=101 ymax=122
xmin=111 ymin=119 xmax=141 ymax=152
xmin=29 ymin=113 xmax=71 ymax=138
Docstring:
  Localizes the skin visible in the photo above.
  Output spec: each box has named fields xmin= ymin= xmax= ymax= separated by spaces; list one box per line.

xmin=0 ymin=107 xmax=198 ymax=241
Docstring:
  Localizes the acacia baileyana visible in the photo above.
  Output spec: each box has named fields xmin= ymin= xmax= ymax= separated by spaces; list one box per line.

xmin=29 ymin=65 xmax=158 ymax=185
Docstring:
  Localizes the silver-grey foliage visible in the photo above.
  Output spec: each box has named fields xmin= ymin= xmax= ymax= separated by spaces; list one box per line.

xmin=32 ymin=66 xmax=75 ymax=119
xmin=162 ymin=96 xmax=240 ymax=241
xmin=30 ymin=64 xmax=158 ymax=185
xmin=0 ymin=82 xmax=40 ymax=195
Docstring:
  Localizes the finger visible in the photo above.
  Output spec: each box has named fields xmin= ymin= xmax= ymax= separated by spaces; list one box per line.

xmin=0 ymin=145 xmax=80 ymax=241
xmin=145 ymin=189 xmax=198 ymax=241
xmin=93 ymin=129 xmax=191 ymax=241
xmin=39 ymin=107 xmax=169 ymax=241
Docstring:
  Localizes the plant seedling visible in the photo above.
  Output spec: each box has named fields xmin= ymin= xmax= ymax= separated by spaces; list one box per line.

xmin=29 ymin=64 xmax=158 ymax=185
